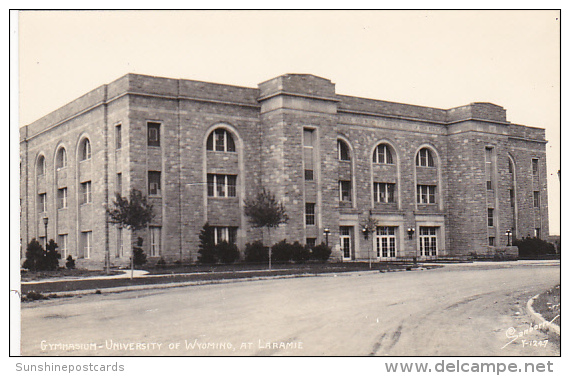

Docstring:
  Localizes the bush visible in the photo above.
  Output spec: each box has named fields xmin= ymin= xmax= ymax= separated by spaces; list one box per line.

xmin=513 ymin=237 xmax=556 ymax=258
xmin=244 ymin=241 xmax=269 ymax=263
xmin=271 ymin=240 xmax=294 ymax=262
xmin=156 ymin=257 xmax=167 ymax=268
xmin=65 ymin=255 xmax=76 ymax=269
xmin=44 ymin=239 xmax=61 ymax=271
xmin=132 ymin=237 xmax=147 ymax=267
xmin=311 ymin=243 xmax=332 ymax=262
xmin=198 ymin=223 xmax=217 ymax=264
xmin=291 ymin=241 xmax=310 ymax=263
xmin=216 ymin=241 xmax=240 ymax=264
xmin=22 ymin=238 xmax=61 ymax=271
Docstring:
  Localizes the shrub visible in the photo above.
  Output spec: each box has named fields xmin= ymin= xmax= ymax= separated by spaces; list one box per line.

xmin=215 ymin=241 xmax=240 ymax=264
xmin=22 ymin=291 xmax=48 ymax=302
xmin=132 ymin=237 xmax=147 ymax=267
xmin=198 ymin=223 xmax=217 ymax=264
xmin=513 ymin=237 xmax=556 ymax=258
xmin=65 ymin=255 xmax=76 ymax=269
xmin=311 ymin=243 xmax=332 ymax=262
xmin=291 ymin=241 xmax=310 ymax=263
xmin=44 ymin=239 xmax=61 ymax=271
xmin=271 ymin=240 xmax=294 ymax=262
xmin=22 ymin=238 xmax=61 ymax=271
xmin=156 ymin=257 xmax=167 ymax=268
xmin=244 ymin=241 xmax=269 ymax=263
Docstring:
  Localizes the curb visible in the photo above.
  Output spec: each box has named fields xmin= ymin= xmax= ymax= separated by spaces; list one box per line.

xmin=24 ymin=269 xmax=381 ymax=299
xmin=526 ymin=293 xmax=560 ymax=336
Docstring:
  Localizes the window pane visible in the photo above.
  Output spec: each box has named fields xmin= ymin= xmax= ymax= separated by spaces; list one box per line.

xmin=226 ymin=132 xmax=236 ymax=152
xmin=227 ymin=175 xmax=237 ymax=197
xmin=206 ymin=132 xmax=214 ymax=150
xmin=148 ymin=123 xmax=160 ymax=146
xmin=148 ymin=171 xmax=161 ymax=195
xmin=207 ymin=174 xmax=214 ymax=197
xmin=216 ymin=174 xmax=226 ymax=197
xmin=215 ymin=129 xmax=225 ymax=151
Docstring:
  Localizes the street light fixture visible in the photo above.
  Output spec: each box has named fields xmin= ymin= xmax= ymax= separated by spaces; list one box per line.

xmin=505 ymin=229 xmax=513 ymax=246
xmin=407 ymin=227 xmax=415 ymax=240
xmin=323 ymin=228 xmax=330 ymax=247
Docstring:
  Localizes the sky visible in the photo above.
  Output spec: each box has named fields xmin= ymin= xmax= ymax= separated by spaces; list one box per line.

xmin=16 ymin=10 xmax=561 ymax=235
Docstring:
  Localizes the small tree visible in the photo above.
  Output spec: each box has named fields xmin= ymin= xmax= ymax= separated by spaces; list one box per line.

xmin=44 ymin=239 xmax=61 ymax=271
xmin=22 ymin=239 xmax=45 ymax=271
xmin=244 ymin=188 xmax=288 ymax=270
xmin=22 ymin=238 xmax=61 ymax=271
xmin=107 ymin=188 xmax=154 ymax=277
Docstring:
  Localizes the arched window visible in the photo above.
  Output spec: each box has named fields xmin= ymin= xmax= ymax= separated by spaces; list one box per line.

xmin=373 ymin=144 xmax=394 ymax=164
xmin=337 ymin=140 xmax=350 ymax=161
xmin=206 ymin=129 xmax=235 ymax=152
xmin=416 ymin=148 xmax=435 ymax=167
xmin=56 ymin=147 xmax=67 ymax=169
xmin=79 ymin=138 xmax=91 ymax=161
xmin=36 ymin=155 xmax=46 ymax=176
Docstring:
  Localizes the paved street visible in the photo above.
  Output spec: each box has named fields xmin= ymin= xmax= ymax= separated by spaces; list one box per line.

xmin=20 ymin=261 xmax=560 ymax=356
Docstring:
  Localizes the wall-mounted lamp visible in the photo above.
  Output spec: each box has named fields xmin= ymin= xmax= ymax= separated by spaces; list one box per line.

xmin=407 ymin=227 xmax=415 ymax=240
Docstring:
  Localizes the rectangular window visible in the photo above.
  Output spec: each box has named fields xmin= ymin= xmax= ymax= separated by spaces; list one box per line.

xmin=227 ymin=175 xmax=237 ymax=197
xmin=485 ymin=147 xmax=494 ymax=190
xmin=534 ymin=228 xmax=541 ymax=239
xmin=489 ymin=237 xmax=495 ymax=246
xmin=304 ymin=128 xmax=315 ymax=181
xmin=532 ymin=158 xmax=539 ymax=177
xmin=305 ymin=203 xmax=315 ymax=226
xmin=374 ymin=182 xmax=396 ymax=203
xmin=487 ymin=208 xmax=494 ymax=227
xmin=57 ymin=187 xmax=67 ymax=209
xmin=148 ymin=171 xmax=161 ymax=196
xmin=80 ymin=181 xmax=92 ymax=204
xmin=150 ymin=226 xmax=161 ymax=257
xmin=213 ymin=227 xmax=238 ymax=245
xmin=339 ymin=180 xmax=352 ymax=202
xmin=419 ymin=227 xmax=437 ymax=256
xmin=58 ymin=234 xmax=68 ymax=258
xmin=417 ymin=185 xmax=436 ymax=204
xmin=340 ymin=226 xmax=352 ymax=259
xmin=38 ymin=193 xmax=47 ymax=212
xmin=376 ymin=226 xmax=397 ymax=258
xmin=147 ymin=122 xmax=161 ymax=147
xmin=115 ymin=124 xmax=122 ymax=149
xmin=81 ymin=231 xmax=92 ymax=259
xmin=206 ymin=174 xmax=238 ymax=198
xmin=116 ymin=173 xmax=122 ymax=195
xmin=533 ymin=191 xmax=540 ymax=208
xmin=306 ymin=238 xmax=317 ymax=248
xmin=116 ymin=227 xmax=123 ymax=258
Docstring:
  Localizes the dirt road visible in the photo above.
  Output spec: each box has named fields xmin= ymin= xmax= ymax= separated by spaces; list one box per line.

xmin=20 ymin=261 xmax=560 ymax=356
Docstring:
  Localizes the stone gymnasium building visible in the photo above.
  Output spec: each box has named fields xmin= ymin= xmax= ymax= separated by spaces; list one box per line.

xmin=19 ymin=73 xmax=549 ymax=268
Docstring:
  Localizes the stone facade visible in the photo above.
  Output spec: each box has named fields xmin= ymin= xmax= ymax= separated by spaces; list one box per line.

xmin=20 ymin=73 xmax=549 ymax=268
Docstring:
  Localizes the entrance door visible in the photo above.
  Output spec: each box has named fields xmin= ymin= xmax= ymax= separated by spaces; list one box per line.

xmin=340 ymin=226 xmax=352 ymax=260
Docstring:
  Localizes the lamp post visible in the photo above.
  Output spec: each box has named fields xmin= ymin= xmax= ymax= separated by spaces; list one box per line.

xmin=407 ymin=227 xmax=416 ymax=266
xmin=323 ymin=228 xmax=330 ymax=247
xmin=505 ymin=229 xmax=512 ymax=246
xmin=362 ymin=225 xmax=371 ymax=269
xmin=42 ymin=216 xmax=49 ymax=247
